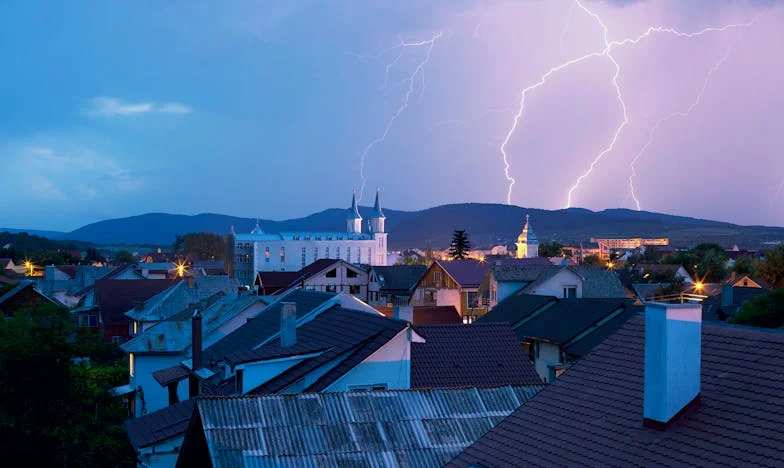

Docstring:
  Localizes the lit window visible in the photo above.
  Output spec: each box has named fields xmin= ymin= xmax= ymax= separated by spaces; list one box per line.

xmin=265 ymin=247 xmax=270 ymax=263
xmin=280 ymin=247 xmax=285 ymax=263
xmin=129 ymin=353 xmax=135 ymax=377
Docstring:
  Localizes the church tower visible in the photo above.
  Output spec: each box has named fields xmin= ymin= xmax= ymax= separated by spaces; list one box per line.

xmin=369 ymin=189 xmax=385 ymax=234
xmin=347 ymin=191 xmax=363 ymax=233
xmin=516 ymin=214 xmax=540 ymax=259
xmin=369 ymin=188 xmax=387 ymax=265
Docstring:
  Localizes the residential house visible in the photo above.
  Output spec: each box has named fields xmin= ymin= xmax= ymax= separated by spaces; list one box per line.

xmin=174 ymin=386 xmax=543 ymax=468
xmin=192 ymin=260 xmax=225 ymax=276
xmin=484 ymin=263 xmax=627 ymax=309
xmin=138 ymin=262 xmax=177 ymax=279
xmin=368 ymin=264 xmax=427 ymax=306
xmin=635 ymin=263 xmax=695 ymax=284
xmin=124 ymin=276 xmax=239 ymax=335
xmin=0 ymin=280 xmax=60 ymax=315
xmin=450 ymin=302 xmax=784 ymax=467
xmin=702 ymin=284 xmax=769 ymax=321
xmin=375 ymin=305 xmax=461 ymax=324
xmin=120 ymin=291 xmax=269 ymax=417
xmin=724 ymin=272 xmax=769 ymax=289
xmin=0 ymin=258 xmax=14 ymax=271
xmin=255 ymin=258 xmax=370 ymax=300
xmin=94 ymin=279 xmax=177 ymax=343
xmin=479 ymin=294 xmax=638 ymax=382
xmin=37 ymin=263 xmax=144 ymax=308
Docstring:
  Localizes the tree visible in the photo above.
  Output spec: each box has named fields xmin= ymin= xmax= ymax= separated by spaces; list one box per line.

xmin=758 ymin=245 xmax=784 ymax=289
xmin=696 ymin=248 xmax=728 ymax=283
xmin=732 ymin=255 xmax=757 ymax=277
xmin=114 ymin=250 xmax=135 ymax=264
xmin=173 ymin=233 xmax=227 ymax=261
xmin=582 ymin=254 xmax=601 ymax=266
xmin=85 ymin=247 xmax=106 ymax=263
xmin=731 ymin=288 xmax=784 ymax=329
xmin=448 ymin=230 xmax=471 ymax=260
xmin=538 ymin=241 xmax=564 ymax=258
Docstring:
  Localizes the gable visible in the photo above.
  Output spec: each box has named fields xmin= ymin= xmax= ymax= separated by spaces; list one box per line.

xmin=415 ymin=263 xmax=460 ymax=291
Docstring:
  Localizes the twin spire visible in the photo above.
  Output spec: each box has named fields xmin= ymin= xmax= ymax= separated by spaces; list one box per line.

xmin=347 ymin=188 xmax=385 ymax=221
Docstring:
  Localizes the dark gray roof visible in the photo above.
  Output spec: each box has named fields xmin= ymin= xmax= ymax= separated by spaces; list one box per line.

xmin=124 ymin=399 xmax=195 ymax=450
xmin=490 ymin=264 xmax=562 ymax=283
xmin=477 ymin=293 xmax=557 ymax=325
xmin=450 ymin=317 xmax=784 ymax=467
xmin=202 ymin=290 xmax=336 ymax=365
xmin=179 ymin=386 xmax=542 ymax=467
xmin=374 ymin=265 xmax=428 ymax=293
xmin=245 ymin=307 xmax=407 ymax=394
xmin=571 ymin=265 xmax=627 ymax=298
xmin=702 ymin=286 xmax=769 ymax=320
xmin=152 ymin=364 xmax=191 ymax=386
xmin=411 ymin=324 xmax=542 ymax=388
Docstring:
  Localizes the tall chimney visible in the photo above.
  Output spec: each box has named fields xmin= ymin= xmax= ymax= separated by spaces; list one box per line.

xmin=192 ymin=310 xmax=203 ymax=370
xmin=643 ymin=302 xmax=702 ymax=429
xmin=721 ymin=284 xmax=733 ymax=308
xmin=394 ymin=305 xmax=414 ymax=323
xmin=280 ymin=302 xmax=297 ymax=347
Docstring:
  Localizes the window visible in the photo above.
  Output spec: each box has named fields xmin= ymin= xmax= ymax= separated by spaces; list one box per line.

xmin=314 ymin=247 xmax=319 ymax=260
xmin=265 ymin=247 xmax=270 ymax=263
xmin=336 ymin=247 xmax=341 ymax=259
xmin=367 ymin=248 xmax=372 ymax=264
xmin=347 ymin=248 xmax=351 ymax=264
xmin=326 ymin=268 xmax=337 ymax=278
xmin=301 ymin=247 xmax=306 ymax=267
xmin=326 ymin=247 xmax=330 ymax=258
xmin=347 ymin=269 xmax=358 ymax=278
xmin=462 ymin=315 xmax=475 ymax=324
xmin=743 ymin=279 xmax=749 ymax=286
xmin=326 ymin=285 xmax=337 ymax=293
xmin=349 ymin=285 xmax=361 ymax=294
xmin=434 ymin=271 xmax=442 ymax=285
xmin=563 ymin=286 xmax=577 ymax=299
xmin=129 ymin=353 xmax=135 ymax=377
xmin=280 ymin=247 xmax=285 ymax=263
xmin=466 ymin=291 xmax=478 ymax=309
xmin=236 ymin=369 xmax=244 ymax=394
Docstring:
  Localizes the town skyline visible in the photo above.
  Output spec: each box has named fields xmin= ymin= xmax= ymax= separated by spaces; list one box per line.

xmin=2 ymin=1 xmax=783 ymax=230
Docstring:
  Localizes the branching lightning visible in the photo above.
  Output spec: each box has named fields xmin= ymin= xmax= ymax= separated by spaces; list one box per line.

xmin=358 ymin=32 xmax=443 ymax=201
xmin=628 ymin=42 xmax=737 ymax=211
xmin=500 ymin=0 xmax=754 ymax=208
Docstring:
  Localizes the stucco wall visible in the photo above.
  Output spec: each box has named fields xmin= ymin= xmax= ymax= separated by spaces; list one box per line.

xmin=325 ymin=328 xmax=410 ymax=391
xmin=534 ymin=341 xmax=562 ymax=383
xmin=131 ymin=353 xmax=185 ymax=417
xmin=524 ymin=270 xmax=583 ymax=298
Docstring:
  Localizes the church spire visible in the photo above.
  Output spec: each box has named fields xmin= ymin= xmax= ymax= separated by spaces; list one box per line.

xmin=371 ymin=187 xmax=385 ymax=219
xmin=347 ymin=190 xmax=363 ymax=233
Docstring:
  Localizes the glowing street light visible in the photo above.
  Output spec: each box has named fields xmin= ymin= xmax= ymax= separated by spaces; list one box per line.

xmin=176 ymin=261 xmax=187 ymax=278
xmin=23 ymin=260 xmax=34 ymax=276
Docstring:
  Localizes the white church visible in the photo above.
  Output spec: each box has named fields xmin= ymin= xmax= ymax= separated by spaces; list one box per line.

xmin=516 ymin=214 xmax=539 ymax=259
xmin=229 ymin=190 xmax=388 ymax=282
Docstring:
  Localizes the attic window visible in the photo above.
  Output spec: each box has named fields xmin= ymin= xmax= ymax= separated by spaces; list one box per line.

xmin=347 ymin=269 xmax=358 ymax=278
xmin=743 ymin=279 xmax=749 ymax=286
xmin=326 ymin=269 xmax=337 ymax=278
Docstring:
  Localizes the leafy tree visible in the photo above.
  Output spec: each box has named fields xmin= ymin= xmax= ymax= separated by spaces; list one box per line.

xmin=85 ymin=247 xmax=106 ymax=263
xmin=582 ymin=254 xmax=601 ymax=266
xmin=731 ymin=288 xmax=784 ymax=329
xmin=114 ymin=250 xmax=135 ymax=264
xmin=696 ymin=248 xmax=728 ymax=282
xmin=758 ymin=245 xmax=784 ymax=289
xmin=538 ymin=241 xmax=564 ymax=258
xmin=661 ymin=251 xmax=699 ymax=276
xmin=173 ymin=232 xmax=227 ymax=261
xmin=732 ymin=255 xmax=757 ymax=277
xmin=448 ymin=230 xmax=471 ymax=260
xmin=0 ymin=304 xmax=134 ymax=466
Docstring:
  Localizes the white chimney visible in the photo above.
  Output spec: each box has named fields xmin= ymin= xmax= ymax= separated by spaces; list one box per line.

xmin=280 ymin=302 xmax=297 ymax=347
xmin=644 ymin=302 xmax=702 ymax=429
xmin=394 ymin=305 xmax=414 ymax=323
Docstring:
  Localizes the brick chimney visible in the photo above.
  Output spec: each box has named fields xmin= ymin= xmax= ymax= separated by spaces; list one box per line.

xmin=280 ymin=302 xmax=296 ymax=347
xmin=394 ymin=305 xmax=414 ymax=323
xmin=643 ymin=302 xmax=702 ymax=429
xmin=192 ymin=310 xmax=202 ymax=370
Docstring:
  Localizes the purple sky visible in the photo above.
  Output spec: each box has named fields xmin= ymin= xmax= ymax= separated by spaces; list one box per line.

xmin=1 ymin=0 xmax=782 ymax=231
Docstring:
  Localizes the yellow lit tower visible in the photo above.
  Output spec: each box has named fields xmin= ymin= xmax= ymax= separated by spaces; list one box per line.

xmin=516 ymin=214 xmax=540 ymax=259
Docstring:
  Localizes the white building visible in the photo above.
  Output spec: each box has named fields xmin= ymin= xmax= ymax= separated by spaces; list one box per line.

xmin=516 ymin=214 xmax=539 ymax=259
xmin=229 ymin=190 xmax=388 ymax=283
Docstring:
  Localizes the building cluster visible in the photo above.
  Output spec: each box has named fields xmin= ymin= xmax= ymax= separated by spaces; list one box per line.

xmin=1 ymin=198 xmax=782 ymax=467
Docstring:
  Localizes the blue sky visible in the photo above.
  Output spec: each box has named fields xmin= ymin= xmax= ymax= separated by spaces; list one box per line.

xmin=1 ymin=1 xmax=782 ymax=231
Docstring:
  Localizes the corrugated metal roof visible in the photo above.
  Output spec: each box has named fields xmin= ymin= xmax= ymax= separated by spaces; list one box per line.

xmin=188 ymin=385 xmax=542 ymax=467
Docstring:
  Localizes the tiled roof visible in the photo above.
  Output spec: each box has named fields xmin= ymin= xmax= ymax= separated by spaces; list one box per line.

xmin=202 ymin=290 xmax=336 ymax=365
xmin=373 ymin=265 xmax=428 ymax=293
xmin=411 ymin=323 xmax=542 ymax=388
xmin=124 ymin=399 xmax=195 ymax=450
xmin=477 ymin=293 xmax=557 ymax=325
xmin=245 ymin=307 xmax=407 ymax=394
xmin=179 ymin=386 xmax=543 ymax=467
xmin=438 ymin=259 xmax=491 ymax=288
xmin=572 ymin=265 xmax=628 ymax=298
xmin=490 ymin=264 xmax=563 ymax=283
xmin=124 ymin=276 xmax=239 ymax=322
xmin=449 ymin=317 xmax=784 ymax=467
xmin=702 ymin=286 xmax=769 ymax=320
xmin=0 ymin=280 xmax=58 ymax=307
xmin=375 ymin=305 xmax=461 ymax=324
xmin=256 ymin=271 xmax=300 ymax=290
xmin=638 ymin=263 xmax=687 ymax=275
xmin=95 ymin=279 xmax=176 ymax=326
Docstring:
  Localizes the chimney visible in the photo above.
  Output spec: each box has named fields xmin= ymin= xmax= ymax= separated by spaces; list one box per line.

xmin=280 ymin=302 xmax=297 ymax=347
xmin=192 ymin=310 xmax=203 ymax=370
xmin=721 ymin=284 xmax=733 ymax=308
xmin=643 ymin=302 xmax=702 ymax=429
xmin=394 ymin=305 xmax=414 ymax=323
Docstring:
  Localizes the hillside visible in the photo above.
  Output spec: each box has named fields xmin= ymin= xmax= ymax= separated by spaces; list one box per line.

xmin=61 ymin=204 xmax=784 ymax=249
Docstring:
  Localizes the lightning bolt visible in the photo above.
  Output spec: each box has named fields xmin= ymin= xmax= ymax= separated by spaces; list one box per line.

xmin=629 ymin=41 xmax=737 ymax=211
xmin=500 ymin=0 xmax=754 ymax=208
xmin=358 ymin=32 xmax=443 ymax=201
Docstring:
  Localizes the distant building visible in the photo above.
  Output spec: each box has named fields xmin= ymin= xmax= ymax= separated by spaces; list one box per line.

xmin=229 ymin=190 xmax=388 ymax=283
xmin=592 ymin=237 xmax=669 ymax=261
xmin=515 ymin=214 xmax=539 ymax=259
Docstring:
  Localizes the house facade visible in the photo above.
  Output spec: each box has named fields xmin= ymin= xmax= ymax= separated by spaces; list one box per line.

xmin=410 ymin=260 xmax=488 ymax=322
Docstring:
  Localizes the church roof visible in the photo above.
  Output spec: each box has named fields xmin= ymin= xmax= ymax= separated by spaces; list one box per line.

xmin=517 ymin=214 xmax=538 ymax=243
xmin=347 ymin=192 xmax=362 ymax=220
xmin=371 ymin=189 xmax=385 ymax=219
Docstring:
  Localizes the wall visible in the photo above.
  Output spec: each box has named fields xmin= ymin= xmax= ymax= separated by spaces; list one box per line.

xmin=238 ymin=357 xmax=307 ymax=394
xmin=494 ymin=281 xmax=528 ymax=308
xmin=303 ymin=264 xmax=369 ymax=301
xmin=326 ymin=328 xmax=411 ymax=391
xmin=138 ymin=436 xmax=184 ymax=468
xmin=533 ymin=341 xmax=563 ymax=383
xmin=436 ymin=289 xmax=460 ymax=310
xmin=131 ymin=353 xmax=186 ymax=417
xmin=524 ymin=269 xmax=583 ymax=298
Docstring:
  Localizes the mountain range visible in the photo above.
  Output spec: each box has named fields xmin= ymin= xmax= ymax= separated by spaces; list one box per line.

xmin=11 ymin=204 xmax=784 ymax=250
